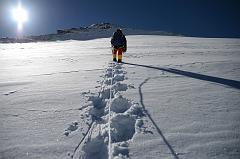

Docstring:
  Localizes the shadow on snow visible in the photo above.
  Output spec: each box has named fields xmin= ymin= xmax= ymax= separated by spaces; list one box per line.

xmin=139 ymin=78 xmax=180 ymax=159
xmin=123 ymin=62 xmax=240 ymax=90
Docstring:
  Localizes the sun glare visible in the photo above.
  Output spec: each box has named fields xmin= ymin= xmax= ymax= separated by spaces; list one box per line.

xmin=12 ymin=3 xmax=28 ymax=31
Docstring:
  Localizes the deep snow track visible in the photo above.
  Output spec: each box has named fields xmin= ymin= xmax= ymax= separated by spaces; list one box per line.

xmin=70 ymin=62 xmax=145 ymax=159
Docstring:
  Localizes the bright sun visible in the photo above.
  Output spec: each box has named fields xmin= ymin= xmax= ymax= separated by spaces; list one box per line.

xmin=12 ymin=3 xmax=28 ymax=31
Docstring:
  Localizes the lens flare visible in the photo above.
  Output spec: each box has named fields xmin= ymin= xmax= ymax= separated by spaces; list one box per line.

xmin=12 ymin=3 xmax=28 ymax=31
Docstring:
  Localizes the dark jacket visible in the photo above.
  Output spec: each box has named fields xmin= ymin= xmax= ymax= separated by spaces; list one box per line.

xmin=111 ymin=30 xmax=127 ymax=51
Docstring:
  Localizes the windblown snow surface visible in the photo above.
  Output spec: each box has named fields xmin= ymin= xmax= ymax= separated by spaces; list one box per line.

xmin=0 ymin=35 xmax=240 ymax=159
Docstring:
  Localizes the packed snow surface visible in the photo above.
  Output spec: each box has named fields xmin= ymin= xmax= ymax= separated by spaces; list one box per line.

xmin=0 ymin=35 xmax=240 ymax=159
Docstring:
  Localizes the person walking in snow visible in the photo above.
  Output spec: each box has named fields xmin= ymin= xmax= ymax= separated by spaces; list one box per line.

xmin=111 ymin=29 xmax=127 ymax=63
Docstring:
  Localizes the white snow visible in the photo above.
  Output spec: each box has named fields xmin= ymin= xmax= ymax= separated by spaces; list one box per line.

xmin=0 ymin=35 xmax=240 ymax=159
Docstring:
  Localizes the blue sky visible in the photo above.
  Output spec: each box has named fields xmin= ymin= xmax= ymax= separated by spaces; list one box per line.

xmin=0 ymin=0 xmax=239 ymax=38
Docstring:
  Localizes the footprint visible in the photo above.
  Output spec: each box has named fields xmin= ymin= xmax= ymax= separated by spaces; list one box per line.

xmin=111 ymin=95 xmax=131 ymax=113
xmin=87 ymin=96 xmax=106 ymax=119
xmin=81 ymin=135 xmax=108 ymax=159
xmin=113 ymin=74 xmax=125 ymax=82
xmin=88 ymin=96 xmax=106 ymax=109
xmin=112 ymin=82 xmax=128 ymax=92
xmin=110 ymin=114 xmax=136 ymax=142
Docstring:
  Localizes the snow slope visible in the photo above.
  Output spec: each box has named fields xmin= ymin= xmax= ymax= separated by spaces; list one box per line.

xmin=0 ymin=35 xmax=240 ymax=159
xmin=0 ymin=23 xmax=178 ymax=43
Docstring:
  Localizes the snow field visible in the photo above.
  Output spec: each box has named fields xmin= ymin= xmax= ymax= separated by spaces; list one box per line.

xmin=1 ymin=35 xmax=240 ymax=159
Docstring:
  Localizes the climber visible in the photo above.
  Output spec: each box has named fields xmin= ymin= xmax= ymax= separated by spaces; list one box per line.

xmin=111 ymin=29 xmax=127 ymax=63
